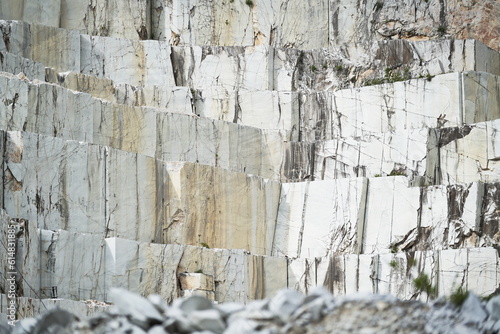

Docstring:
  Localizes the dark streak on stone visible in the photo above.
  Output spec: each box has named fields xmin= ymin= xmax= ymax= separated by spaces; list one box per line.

xmin=2 ymin=31 xmax=10 ymax=52
xmin=447 ymin=184 xmax=469 ymax=220
xmin=438 ymin=125 xmax=472 ymax=147
xmin=137 ymin=25 xmax=149 ymax=40
xmin=322 ymin=256 xmax=343 ymax=294
xmin=480 ymin=183 xmax=500 ymax=239
xmin=170 ymin=48 xmax=183 ymax=86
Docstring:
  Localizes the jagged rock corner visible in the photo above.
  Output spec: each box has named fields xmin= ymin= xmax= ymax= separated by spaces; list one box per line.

xmin=0 ymin=0 xmax=499 ymax=332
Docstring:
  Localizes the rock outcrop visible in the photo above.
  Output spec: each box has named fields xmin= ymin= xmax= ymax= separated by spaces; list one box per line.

xmin=0 ymin=0 xmax=499 ymax=330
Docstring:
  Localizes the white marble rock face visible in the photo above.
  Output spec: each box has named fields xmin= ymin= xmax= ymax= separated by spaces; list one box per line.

xmin=1 ymin=0 xmax=500 ymax=320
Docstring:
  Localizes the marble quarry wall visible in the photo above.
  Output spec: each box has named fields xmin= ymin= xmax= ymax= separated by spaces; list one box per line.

xmin=0 ymin=0 xmax=499 ymax=321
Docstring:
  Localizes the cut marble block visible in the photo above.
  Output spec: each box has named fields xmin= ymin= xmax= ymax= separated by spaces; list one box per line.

xmin=60 ymin=0 xmax=151 ymax=40
xmin=237 ymin=90 xmax=299 ymax=136
xmin=462 ymin=72 xmax=500 ymax=124
xmin=104 ymin=239 xmax=291 ymax=304
xmin=343 ymin=254 xmax=360 ymax=295
xmin=313 ymin=129 xmax=428 ymax=180
xmin=171 ymin=45 xmax=273 ymax=91
xmin=317 ymin=256 xmax=345 ymax=296
xmin=328 ymin=72 xmax=500 ymax=138
xmin=162 ymin=162 xmax=280 ymax=255
xmin=105 ymin=149 xmax=159 ymax=242
xmin=80 ymin=35 xmax=176 ymax=87
xmin=300 ymin=178 xmax=367 ymax=257
xmin=160 ymin=0 xmax=254 ymax=46
xmin=0 ymin=0 xmax=61 ymax=28
xmin=2 ymin=131 xmax=284 ymax=252
xmin=438 ymin=248 xmax=470 ymax=296
xmin=93 ymin=101 xmax=158 ymax=157
xmin=0 ymin=75 xmax=298 ymax=180
xmin=261 ymin=256 xmax=288 ymax=298
xmin=273 ymin=181 xmax=308 ymax=258
xmin=0 ymin=210 xmax=40 ymax=299
xmin=375 ymin=253 xmax=411 ymax=298
xmin=179 ymin=273 xmax=215 ymax=291
xmin=21 ymin=68 xmax=498 ymax=142
xmin=412 ymin=182 xmax=486 ymax=251
xmin=363 ymin=177 xmax=420 ymax=254
xmin=155 ymin=113 xmax=289 ymax=179
xmin=467 ymin=248 xmax=499 ymax=296
xmin=0 ymin=21 xmax=80 ymax=72
xmin=2 ymin=131 xmax=107 ymax=234
xmin=0 ymin=73 xmax=30 ymax=132
xmin=288 ymin=258 xmax=316 ymax=294
xmin=0 ymin=51 xmax=46 ymax=80
xmin=317 ymin=247 xmax=498 ymax=300
xmin=40 ymin=229 xmax=106 ymax=301
xmin=436 ymin=120 xmax=500 ymax=184
xmin=438 ymin=247 xmax=499 ymax=297
xmin=157 ymin=0 xmax=329 ymax=49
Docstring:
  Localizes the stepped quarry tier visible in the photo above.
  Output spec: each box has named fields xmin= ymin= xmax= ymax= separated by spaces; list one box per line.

xmin=1 ymin=0 xmax=499 ymax=51
xmin=0 ymin=0 xmax=499 ymax=325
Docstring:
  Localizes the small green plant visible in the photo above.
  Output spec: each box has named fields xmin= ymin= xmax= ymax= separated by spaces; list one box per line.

xmin=365 ymin=78 xmax=385 ymax=86
xmin=245 ymin=0 xmax=254 ymax=6
xmin=389 ymin=259 xmax=398 ymax=268
xmin=449 ymin=287 xmax=469 ymax=307
xmin=389 ymin=170 xmax=405 ymax=176
xmin=322 ymin=63 xmax=328 ymax=70
xmin=426 ymin=73 xmax=434 ymax=81
xmin=374 ymin=2 xmax=383 ymax=10
xmin=337 ymin=65 xmax=343 ymax=71
xmin=195 ymin=269 xmax=204 ymax=274
xmin=230 ymin=0 xmax=234 ymax=2
xmin=200 ymin=242 xmax=210 ymax=248
xmin=413 ymin=273 xmax=437 ymax=299
xmin=390 ymin=243 xmax=399 ymax=253
xmin=374 ymin=173 xmax=382 ymax=177
xmin=310 ymin=65 xmax=317 ymax=72
xmin=437 ymin=25 xmax=446 ymax=34
xmin=408 ymin=257 xmax=417 ymax=267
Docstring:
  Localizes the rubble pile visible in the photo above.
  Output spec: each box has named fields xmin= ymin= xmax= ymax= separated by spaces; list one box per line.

xmin=4 ymin=288 xmax=500 ymax=334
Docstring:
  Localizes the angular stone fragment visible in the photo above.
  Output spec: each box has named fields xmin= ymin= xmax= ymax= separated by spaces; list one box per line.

xmin=109 ymin=288 xmax=164 ymax=328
